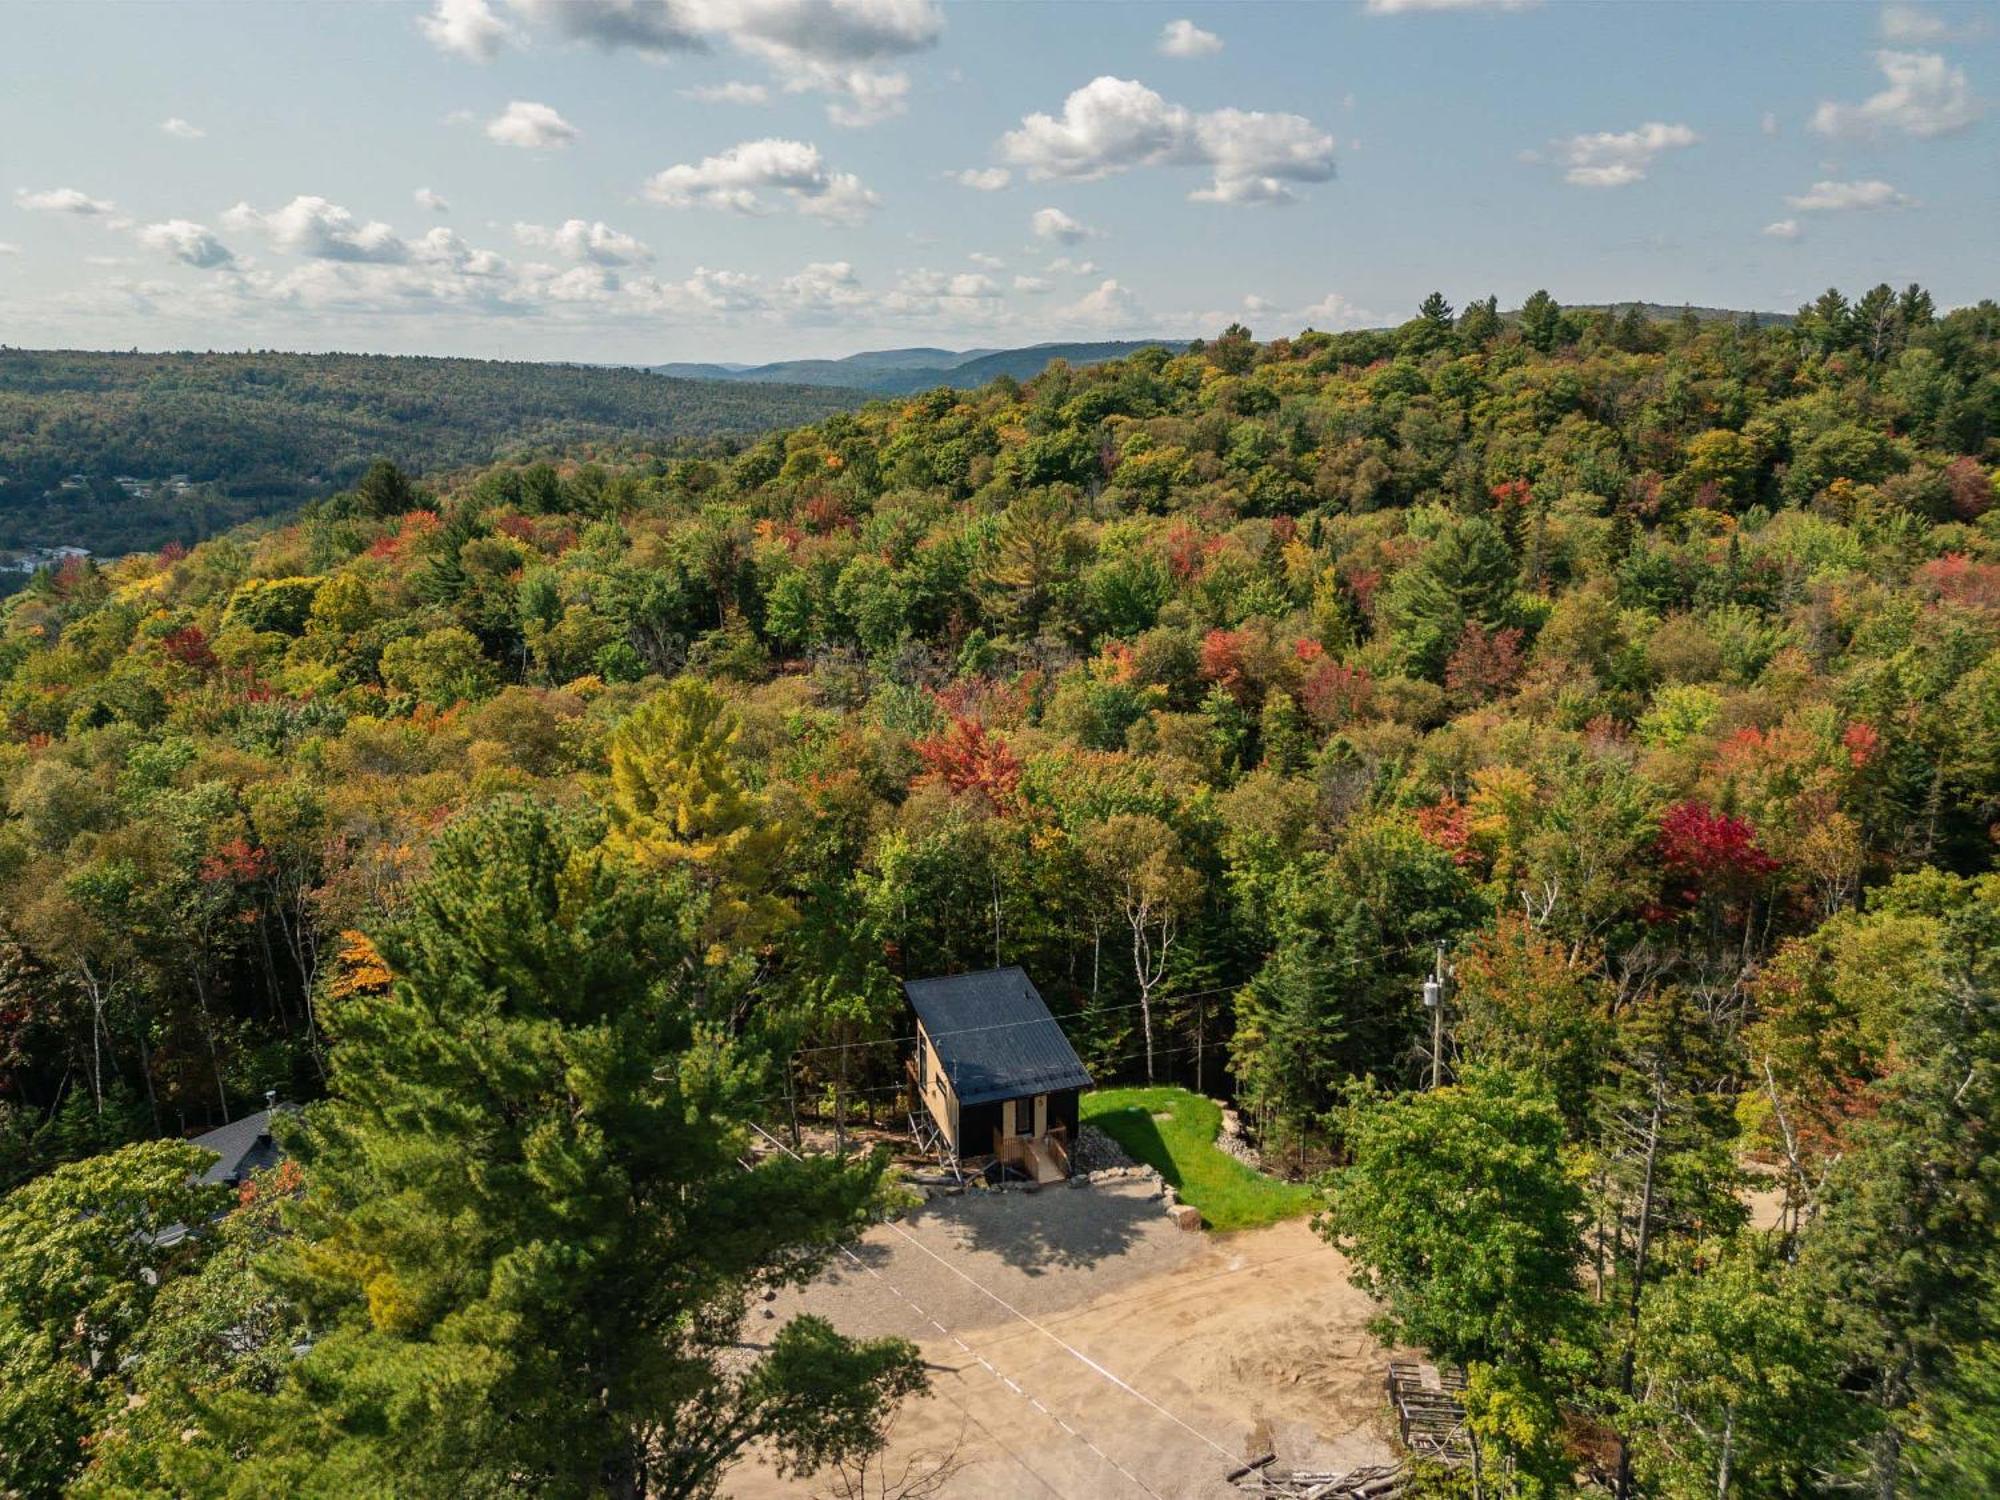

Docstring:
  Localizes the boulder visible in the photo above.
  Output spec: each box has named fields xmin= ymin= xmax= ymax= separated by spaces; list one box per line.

xmin=1169 ymin=1203 xmax=1203 ymax=1232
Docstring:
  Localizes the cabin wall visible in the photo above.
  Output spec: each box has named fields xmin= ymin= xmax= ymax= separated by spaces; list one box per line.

xmin=915 ymin=1023 xmax=959 ymax=1152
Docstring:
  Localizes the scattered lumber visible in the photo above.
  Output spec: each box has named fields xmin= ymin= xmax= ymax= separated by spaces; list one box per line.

xmin=1228 ymin=1460 xmax=1406 ymax=1497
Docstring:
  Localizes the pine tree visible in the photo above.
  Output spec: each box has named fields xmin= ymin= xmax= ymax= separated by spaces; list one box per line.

xmin=1519 ymin=289 xmax=1563 ymax=352
xmin=199 ymin=799 xmax=921 ymax=1499
xmin=1382 ymin=513 xmax=1518 ymax=681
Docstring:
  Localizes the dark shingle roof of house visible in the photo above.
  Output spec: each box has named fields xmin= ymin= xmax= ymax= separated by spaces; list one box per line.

xmin=189 ymin=1105 xmax=295 ymax=1187
xmin=904 ymin=967 xmax=1092 ymax=1106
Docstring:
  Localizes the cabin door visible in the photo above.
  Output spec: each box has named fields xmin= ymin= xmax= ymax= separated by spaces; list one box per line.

xmin=1012 ymin=1095 xmax=1043 ymax=1138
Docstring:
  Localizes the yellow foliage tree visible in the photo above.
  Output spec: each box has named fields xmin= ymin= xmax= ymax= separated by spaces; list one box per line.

xmin=604 ymin=676 xmax=795 ymax=963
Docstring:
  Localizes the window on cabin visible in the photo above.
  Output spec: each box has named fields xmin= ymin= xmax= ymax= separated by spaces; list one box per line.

xmin=1015 ymin=1096 xmax=1039 ymax=1137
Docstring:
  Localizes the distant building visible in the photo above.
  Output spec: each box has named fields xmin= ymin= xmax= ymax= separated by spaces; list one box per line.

xmin=150 ymin=1098 xmax=299 ymax=1247
xmin=905 ymin=966 xmax=1091 ymax=1183
xmin=188 ymin=1100 xmax=298 ymax=1188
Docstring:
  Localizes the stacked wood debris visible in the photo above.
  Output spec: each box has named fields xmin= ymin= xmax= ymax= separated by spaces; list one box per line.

xmin=1226 ymin=1456 xmax=1406 ymax=1497
xmin=1387 ymin=1360 xmax=1471 ymax=1463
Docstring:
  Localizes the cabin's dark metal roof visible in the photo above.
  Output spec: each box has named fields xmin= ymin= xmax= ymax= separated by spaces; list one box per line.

xmin=189 ymin=1105 xmax=295 ymax=1187
xmin=904 ymin=966 xmax=1092 ymax=1106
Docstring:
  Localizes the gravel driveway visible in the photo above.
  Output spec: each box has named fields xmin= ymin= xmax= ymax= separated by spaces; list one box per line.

xmin=730 ymin=1176 xmax=1397 ymax=1500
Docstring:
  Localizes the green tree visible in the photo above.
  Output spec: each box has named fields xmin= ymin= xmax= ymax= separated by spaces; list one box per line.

xmin=1319 ymin=1067 xmax=1587 ymax=1490
xmin=1382 ymin=513 xmax=1517 ymax=680
xmin=353 ymin=458 xmax=417 ymax=519
xmin=199 ymin=799 xmax=922 ymax=1499
xmin=1518 ymin=290 xmax=1563 ymax=353
xmin=0 ymin=1139 xmax=225 ymax=1497
xmin=1624 ymin=1240 xmax=1853 ymax=1500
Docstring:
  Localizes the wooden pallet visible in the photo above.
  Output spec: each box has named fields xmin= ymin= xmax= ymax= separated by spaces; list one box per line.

xmin=1386 ymin=1361 xmax=1471 ymax=1464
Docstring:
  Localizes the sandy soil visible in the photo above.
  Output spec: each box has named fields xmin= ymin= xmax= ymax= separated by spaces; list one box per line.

xmin=728 ymin=1177 xmax=1398 ymax=1500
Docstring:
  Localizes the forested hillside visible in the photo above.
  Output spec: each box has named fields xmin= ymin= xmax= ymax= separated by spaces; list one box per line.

xmin=1 ymin=285 xmax=1998 ymax=1495
xmin=0 ymin=349 xmax=864 ymax=557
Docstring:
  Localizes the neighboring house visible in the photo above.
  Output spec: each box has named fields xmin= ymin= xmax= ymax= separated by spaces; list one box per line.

xmin=905 ymin=966 xmax=1092 ymax=1184
xmin=149 ymin=1098 xmax=297 ymax=1248
xmin=189 ymin=1096 xmax=297 ymax=1189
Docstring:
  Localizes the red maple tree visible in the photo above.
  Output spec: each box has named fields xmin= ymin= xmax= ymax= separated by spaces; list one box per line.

xmin=912 ymin=717 xmax=1024 ymax=810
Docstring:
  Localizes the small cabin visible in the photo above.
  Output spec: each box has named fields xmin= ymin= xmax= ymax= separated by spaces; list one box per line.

xmin=904 ymin=966 xmax=1092 ymax=1184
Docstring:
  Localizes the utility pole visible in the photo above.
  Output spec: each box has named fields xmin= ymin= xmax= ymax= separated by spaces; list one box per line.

xmin=1422 ymin=942 xmax=1446 ymax=1090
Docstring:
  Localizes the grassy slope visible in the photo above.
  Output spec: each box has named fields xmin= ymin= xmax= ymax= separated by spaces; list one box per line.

xmin=1081 ymin=1086 xmax=1315 ymax=1232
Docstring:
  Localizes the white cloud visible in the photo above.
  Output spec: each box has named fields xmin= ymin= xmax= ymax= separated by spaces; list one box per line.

xmin=414 ymin=187 xmax=451 ymax=213
xmin=1761 ymin=218 xmax=1802 ymax=240
xmin=514 ymin=218 xmax=654 ymax=264
xmin=903 ymin=268 xmax=1000 ymax=299
xmin=1031 ymin=206 xmax=1097 ymax=244
xmin=954 ymin=167 xmax=1012 ymax=191
xmin=136 ymin=219 xmax=235 ymax=269
xmin=882 ymin=266 xmax=1007 ymax=320
xmin=0 ymin=242 xmax=19 ymax=255
xmin=498 ymin=0 xmax=943 ymax=124
xmin=508 ymin=0 xmax=698 ymax=54
xmin=683 ymin=81 xmax=772 ymax=104
xmin=1046 ymin=256 xmax=1098 ymax=275
xmin=697 ymin=0 xmax=942 ymax=124
xmin=223 ymin=196 xmax=410 ymax=262
xmin=1545 ymin=121 xmax=1697 ymax=188
xmin=1760 ymin=111 xmax=1780 ymax=136
xmin=1882 ymin=2 xmax=1946 ymax=41
xmin=1880 ymin=3 xmax=1985 ymax=43
xmin=1365 ymin=0 xmax=1540 ymax=11
xmin=160 ymin=116 xmax=205 ymax=140
xmin=1298 ymin=291 xmax=1378 ymax=329
xmin=1158 ymin=19 xmax=1222 ymax=57
xmin=774 ymin=259 xmax=867 ymax=315
xmin=16 ymin=187 xmax=116 ymax=215
xmin=1785 ymin=177 xmax=1916 ymax=211
xmin=1810 ymin=50 xmax=1981 ymax=139
xmin=412 ymin=227 xmax=510 ymax=275
xmin=422 ymin=0 xmax=516 ymax=61
xmin=643 ymin=138 xmax=879 ymax=222
xmin=1061 ymin=277 xmax=1147 ymax=329
xmin=485 ymin=100 xmax=580 ymax=149
xmin=968 ymin=250 xmax=1006 ymax=269
xmin=999 ymin=76 xmax=1335 ymax=205
xmin=1013 ymin=274 xmax=1051 ymax=293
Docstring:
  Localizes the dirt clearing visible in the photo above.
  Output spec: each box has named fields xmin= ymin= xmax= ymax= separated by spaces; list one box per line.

xmin=729 ymin=1177 xmax=1398 ymax=1499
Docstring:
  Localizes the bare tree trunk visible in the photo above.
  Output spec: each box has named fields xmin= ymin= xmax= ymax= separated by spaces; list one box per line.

xmin=1614 ymin=1071 xmax=1667 ymax=1500
xmin=191 ymin=965 xmax=232 ymax=1124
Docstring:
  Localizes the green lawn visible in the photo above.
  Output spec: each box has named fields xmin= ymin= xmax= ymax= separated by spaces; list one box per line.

xmin=1079 ymin=1086 xmax=1317 ymax=1232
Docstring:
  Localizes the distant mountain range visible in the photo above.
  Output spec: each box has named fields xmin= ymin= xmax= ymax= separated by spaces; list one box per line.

xmin=647 ymin=308 xmax=1794 ymax=397
xmin=648 ymin=340 xmax=1191 ymax=395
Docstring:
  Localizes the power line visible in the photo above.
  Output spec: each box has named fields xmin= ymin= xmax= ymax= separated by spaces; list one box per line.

xmin=744 ymin=1034 xmax=1277 ymax=1115
xmin=752 ymin=1121 xmax=1242 ymax=1486
xmin=782 ymin=934 xmax=1441 ymax=1066
xmin=729 ymin=1151 xmax=1135 ymax=1498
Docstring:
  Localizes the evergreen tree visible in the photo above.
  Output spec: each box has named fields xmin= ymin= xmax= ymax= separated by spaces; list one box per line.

xmin=1518 ymin=289 xmax=1563 ymax=353
xmin=1382 ymin=512 xmax=1518 ymax=680
xmin=198 ymin=799 xmax=922 ymax=1499
xmin=353 ymin=458 xmax=417 ymax=519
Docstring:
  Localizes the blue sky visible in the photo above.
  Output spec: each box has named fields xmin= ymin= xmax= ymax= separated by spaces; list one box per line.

xmin=1 ymin=0 xmax=1992 ymax=362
